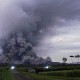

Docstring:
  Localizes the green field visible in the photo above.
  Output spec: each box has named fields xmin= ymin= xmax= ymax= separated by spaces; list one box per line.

xmin=0 ymin=67 xmax=14 ymax=80
xmin=1 ymin=65 xmax=80 ymax=80
xmin=17 ymin=66 xmax=80 ymax=80
xmin=18 ymin=71 xmax=80 ymax=80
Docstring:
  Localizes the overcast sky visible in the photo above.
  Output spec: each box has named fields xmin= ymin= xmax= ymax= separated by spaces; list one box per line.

xmin=34 ymin=21 xmax=80 ymax=63
xmin=0 ymin=0 xmax=80 ymax=63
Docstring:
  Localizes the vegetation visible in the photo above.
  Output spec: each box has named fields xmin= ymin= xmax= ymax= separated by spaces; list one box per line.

xmin=75 ymin=54 xmax=80 ymax=63
xmin=62 ymin=57 xmax=67 ymax=63
xmin=70 ymin=55 xmax=74 ymax=63
xmin=40 ymin=70 xmax=80 ymax=77
xmin=18 ymin=70 xmax=80 ymax=80
xmin=0 ymin=67 xmax=14 ymax=80
xmin=17 ymin=65 xmax=80 ymax=80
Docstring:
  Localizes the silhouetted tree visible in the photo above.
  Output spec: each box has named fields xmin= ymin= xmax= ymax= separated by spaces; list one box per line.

xmin=46 ymin=57 xmax=52 ymax=62
xmin=62 ymin=57 xmax=67 ymax=63
xmin=75 ymin=54 xmax=80 ymax=64
xmin=70 ymin=55 xmax=74 ymax=63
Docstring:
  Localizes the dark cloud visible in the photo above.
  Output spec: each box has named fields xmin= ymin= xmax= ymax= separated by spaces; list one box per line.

xmin=0 ymin=0 xmax=80 ymax=62
xmin=0 ymin=0 xmax=80 ymax=40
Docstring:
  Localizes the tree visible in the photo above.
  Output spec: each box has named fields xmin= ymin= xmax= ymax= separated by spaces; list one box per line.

xmin=70 ymin=55 xmax=74 ymax=63
xmin=62 ymin=57 xmax=67 ymax=63
xmin=75 ymin=54 xmax=80 ymax=64
xmin=46 ymin=57 xmax=52 ymax=62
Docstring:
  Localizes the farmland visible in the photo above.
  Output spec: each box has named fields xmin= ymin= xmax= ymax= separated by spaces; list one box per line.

xmin=1 ymin=65 xmax=80 ymax=80
xmin=17 ymin=65 xmax=80 ymax=80
xmin=0 ymin=67 xmax=14 ymax=80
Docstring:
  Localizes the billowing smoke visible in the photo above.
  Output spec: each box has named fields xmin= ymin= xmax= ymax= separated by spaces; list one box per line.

xmin=0 ymin=0 xmax=80 ymax=41
xmin=0 ymin=0 xmax=80 ymax=62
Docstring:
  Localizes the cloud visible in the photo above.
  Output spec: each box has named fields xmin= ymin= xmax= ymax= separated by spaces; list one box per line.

xmin=0 ymin=0 xmax=80 ymax=62
xmin=0 ymin=0 xmax=80 ymax=39
xmin=35 ymin=21 xmax=80 ymax=63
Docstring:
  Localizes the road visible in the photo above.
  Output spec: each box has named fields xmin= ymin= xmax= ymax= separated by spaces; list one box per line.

xmin=13 ymin=72 xmax=34 ymax=80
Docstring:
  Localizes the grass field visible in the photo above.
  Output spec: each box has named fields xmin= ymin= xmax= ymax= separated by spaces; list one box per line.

xmin=17 ymin=66 xmax=80 ymax=80
xmin=1 ymin=65 xmax=80 ymax=80
xmin=0 ymin=67 xmax=14 ymax=80
xmin=18 ymin=71 xmax=80 ymax=80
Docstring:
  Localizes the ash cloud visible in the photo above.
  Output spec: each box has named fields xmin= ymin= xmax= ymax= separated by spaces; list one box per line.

xmin=0 ymin=0 xmax=80 ymax=62
xmin=0 ymin=0 xmax=80 ymax=41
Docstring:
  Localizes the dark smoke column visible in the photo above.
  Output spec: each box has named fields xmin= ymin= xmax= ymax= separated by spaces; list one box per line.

xmin=3 ymin=32 xmax=36 ymax=64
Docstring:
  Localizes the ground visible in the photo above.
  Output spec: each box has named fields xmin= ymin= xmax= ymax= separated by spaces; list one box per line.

xmin=1 ymin=65 xmax=80 ymax=80
xmin=13 ymin=72 xmax=33 ymax=80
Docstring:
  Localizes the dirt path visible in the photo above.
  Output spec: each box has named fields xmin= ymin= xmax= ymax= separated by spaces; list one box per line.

xmin=13 ymin=72 xmax=34 ymax=80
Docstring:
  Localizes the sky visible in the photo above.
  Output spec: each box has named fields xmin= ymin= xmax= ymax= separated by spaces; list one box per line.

xmin=0 ymin=0 xmax=80 ymax=63
xmin=35 ymin=21 xmax=80 ymax=63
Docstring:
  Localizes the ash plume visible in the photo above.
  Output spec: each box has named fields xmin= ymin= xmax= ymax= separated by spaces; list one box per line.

xmin=0 ymin=0 xmax=80 ymax=44
xmin=0 ymin=0 xmax=80 ymax=62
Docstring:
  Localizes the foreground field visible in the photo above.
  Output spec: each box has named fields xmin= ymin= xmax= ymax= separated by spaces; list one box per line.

xmin=18 ymin=71 xmax=63 ymax=80
xmin=18 ymin=71 xmax=80 ymax=80
xmin=0 ymin=67 xmax=14 ymax=80
xmin=17 ymin=66 xmax=80 ymax=80
xmin=1 ymin=65 xmax=80 ymax=80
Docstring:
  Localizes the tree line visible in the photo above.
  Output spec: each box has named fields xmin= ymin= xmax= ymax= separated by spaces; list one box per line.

xmin=62 ymin=54 xmax=80 ymax=64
